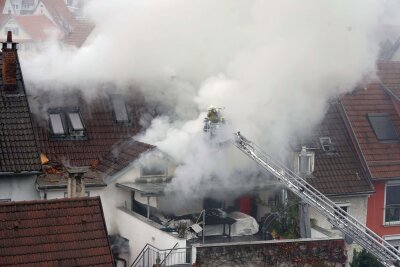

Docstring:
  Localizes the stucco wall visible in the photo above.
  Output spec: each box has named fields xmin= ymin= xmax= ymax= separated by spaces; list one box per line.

xmin=309 ymin=195 xmax=368 ymax=265
xmin=116 ymin=208 xmax=186 ymax=265
xmin=0 ymin=175 xmax=39 ymax=201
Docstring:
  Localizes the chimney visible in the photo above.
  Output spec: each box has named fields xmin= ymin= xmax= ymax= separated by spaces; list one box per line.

xmin=1 ymin=31 xmax=18 ymax=92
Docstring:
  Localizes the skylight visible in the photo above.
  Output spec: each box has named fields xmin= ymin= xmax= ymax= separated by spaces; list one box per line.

xmin=49 ymin=113 xmax=65 ymax=135
xmin=368 ymin=113 xmax=398 ymax=141
xmin=111 ymin=95 xmax=129 ymax=123
xmin=320 ymin=137 xmax=335 ymax=152
xmin=68 ymin=112 xmax=84 ymax=131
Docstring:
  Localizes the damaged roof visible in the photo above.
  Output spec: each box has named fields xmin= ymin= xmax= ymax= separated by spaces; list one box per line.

xmin=0 ymin=197 xmax=114 ymax=266
xmin=0 ymin=46 xmax=41 ymax=173
xmin=96 ymin=138 xmax=156 ymax=179
xmin=303 ymin=103 xmax=374 ymax=195
xmin=32 ymin=91 xmax=146 ymax=167
xmin=341 ymin=63 xmax=400 ymax=180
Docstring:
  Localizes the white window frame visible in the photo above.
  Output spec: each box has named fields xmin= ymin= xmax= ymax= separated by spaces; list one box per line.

xmin=296 ymin=151 xmax=315 ymax=175
xmin=384 ymin=235 xmax=400 ymax=251
xmin=384 ymin=180 xmax=400 ymax=225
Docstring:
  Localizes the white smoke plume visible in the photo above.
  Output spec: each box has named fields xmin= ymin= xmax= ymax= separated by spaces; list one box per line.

xmin=20 ymin=0 xmax=398 ymax=200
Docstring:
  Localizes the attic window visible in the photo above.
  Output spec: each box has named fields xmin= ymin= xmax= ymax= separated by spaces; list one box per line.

xmin=368 ymin=113 xmax=398 ymax=142
xmin=48 ymin=109 xmax=85 ymax=140
xmin=296 ymin=148 xmax=314 ymax=175
xmin=141 ymin=163 xmax=167 ymax=177
xmin=49 ymin=113 xmax=65 ymax=135
xmin=110 ymin=95 xmax=129 ymax=123
xmin=320 ymin=137 xmax=335 ymax=152
xmin=67 ymin=112 xmax=85 ymax=137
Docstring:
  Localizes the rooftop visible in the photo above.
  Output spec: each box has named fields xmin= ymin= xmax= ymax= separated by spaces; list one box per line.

xmin=306 ymin=102 xmax=374 ymax=195
xmin=0 ymin=197 xmax=114 ymax=266
xmin=0 ymin=41 xmax=41 ymax=174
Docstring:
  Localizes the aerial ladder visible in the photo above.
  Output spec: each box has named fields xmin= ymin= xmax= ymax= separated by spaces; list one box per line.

xmin=232 ymin=131 xmax=400 ymax=267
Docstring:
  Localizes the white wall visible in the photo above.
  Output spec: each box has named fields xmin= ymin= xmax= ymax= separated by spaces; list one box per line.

xmin=116 ymin=208 xmax=186 ymax=265
xmin=0 ymin=175 xmax=39 ymax=201
xmin=309 ymin=195 xmax=368 ymax=266
xmin=39 ymin=187 xmax=104 ymax=200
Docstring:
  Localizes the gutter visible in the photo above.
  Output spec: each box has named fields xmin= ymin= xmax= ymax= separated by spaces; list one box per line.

xmin=37 ymin=183 xmax=107 ymax=190
xmin=0 ymin=171 xmax=41 ymax=176
xmin=325 ymin=190 xmax=375 ymax=198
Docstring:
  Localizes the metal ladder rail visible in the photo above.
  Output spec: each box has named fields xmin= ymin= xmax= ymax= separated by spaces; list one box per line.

xmin=233 ymin=132 xmax=400 ymax=267
xmin=237 ymin=139 xmax=398 ymax=266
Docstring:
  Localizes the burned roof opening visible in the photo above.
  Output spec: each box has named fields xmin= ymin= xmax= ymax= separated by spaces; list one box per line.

xmin=368 ymin=113 xmax=399 ymax=142
xmin=110 ymin=94 xmax=130 ymax=124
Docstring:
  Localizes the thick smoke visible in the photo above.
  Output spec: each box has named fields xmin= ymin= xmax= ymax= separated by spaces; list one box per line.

xmin=20 ymin=0 xmax=395 ymax=200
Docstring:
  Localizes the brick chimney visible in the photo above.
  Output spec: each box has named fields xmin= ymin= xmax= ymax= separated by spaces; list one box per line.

xmin=2 ymin=31 xmax=18 ymax=92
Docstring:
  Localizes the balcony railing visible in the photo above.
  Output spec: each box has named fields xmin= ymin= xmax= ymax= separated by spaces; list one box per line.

xmin=385 ymin=205 xmax=400 ymax=225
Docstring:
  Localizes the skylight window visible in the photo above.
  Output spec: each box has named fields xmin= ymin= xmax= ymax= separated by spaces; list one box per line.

xmin=48 ymin=109 xmax=85 ymax=139
xmin=49 ymin=113 xmax=65 ymax=135
xmin=320 ymin=137 xmax=335 ymax=152
xmin=68 ymin=112 xmax=84 ymax=131
xmin=110 ymin=95 xmax=129 ymax=123
xmin=368 ymin=113 xmax=398 ymax=142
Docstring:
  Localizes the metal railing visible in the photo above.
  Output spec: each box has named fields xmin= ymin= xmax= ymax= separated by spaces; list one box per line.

xmin=385 ymin=205 xmax=400 ymax=225
xmin=131 ymin=243 xmax=190 ymax=267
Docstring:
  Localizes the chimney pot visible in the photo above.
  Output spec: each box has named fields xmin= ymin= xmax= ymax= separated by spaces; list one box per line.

xmin=6 ymin=31 xmax=12 ymax=43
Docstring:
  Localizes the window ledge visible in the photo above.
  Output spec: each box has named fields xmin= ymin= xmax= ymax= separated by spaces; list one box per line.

xmin=383 ymin=222 xmax=400 ymax=227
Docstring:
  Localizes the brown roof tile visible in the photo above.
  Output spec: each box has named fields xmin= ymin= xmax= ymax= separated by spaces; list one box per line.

xmin=303 ymin=103 xmax=373 ymax=195
xmin=0 ymin=197 xmax=114 ymax=266
xmin=341 ymin=73 xmax=400 ymax=180
xmin=32 ymin=91 xmax=145 ymax=167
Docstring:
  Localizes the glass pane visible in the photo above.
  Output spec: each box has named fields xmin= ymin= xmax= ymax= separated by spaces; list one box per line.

xmin=368 ymin=113 xmax=398 ymax=141
xmin=142 ymin=163 xmax=166 ymax=176
xmin=111 ymin=96 xmax=129 ymax=122
xmin=68 ymin=112 xmax=84 ymax=130
xmin=49 ymin=113 xmax=65 ymax=135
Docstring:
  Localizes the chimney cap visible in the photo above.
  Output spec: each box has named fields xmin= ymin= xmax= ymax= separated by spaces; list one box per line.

xmin=6 ymin=31 xmax=12 ymax=43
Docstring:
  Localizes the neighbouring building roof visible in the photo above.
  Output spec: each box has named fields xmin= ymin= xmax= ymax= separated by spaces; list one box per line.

xmin=96 ymin=138 xmax=155 ymax=179
xmin=301 ymin=103 xmax=374 ymax=195
xmin=64 ymin=19 xmax=95 ymax=47
xmin=31 ymin=91 xmax=146 ymax=167
xmin=37 ymin=0 xmax=76 ymax=32
xmin=0 ymin=41 xmax=41 ymax=173
xmin=341 ymin=64 xmax=400 ymax=180
xmin=0 ymin=197 xmax=114 ymax=266
xmin=13 ymin=15 xmax=61 ymax=41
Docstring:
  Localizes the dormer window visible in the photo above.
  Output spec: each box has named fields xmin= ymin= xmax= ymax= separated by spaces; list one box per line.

xmin=296 ymin=146 xmax=314 ymax=175
xmin=48 ymin=108 xmax=85 ymax=140
xmin=110 ymin=95 xmax=129 ymax=123
xmin=320 ymin=137 xmax=335 ymax=152
xmin=368 ymin=113 xmax=398 ymax=142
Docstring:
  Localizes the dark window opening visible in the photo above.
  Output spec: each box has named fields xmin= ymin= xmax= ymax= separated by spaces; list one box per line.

xmin=141 ymin=163 xmax=167 ymax=177
xmin=110 ymin=95 xmax=130 ymax=123
xmin=385 ymin=183 xmax=400 ymax=224
xmin=368 ymin=113 xmax=398 ymax=142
